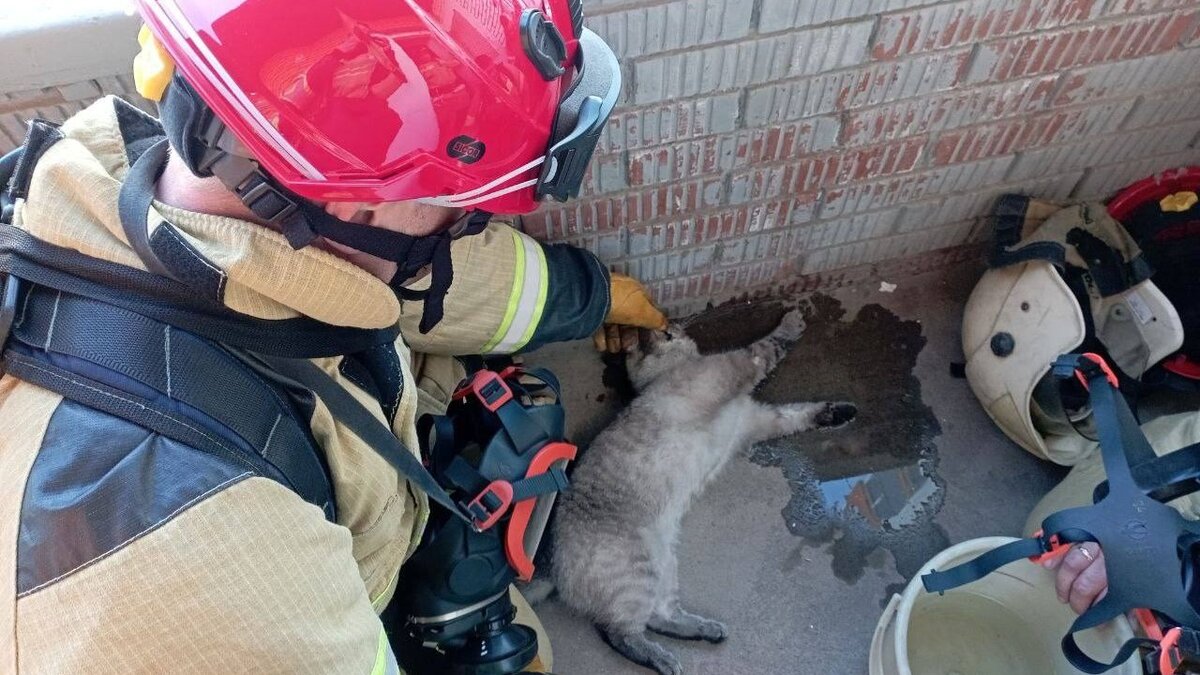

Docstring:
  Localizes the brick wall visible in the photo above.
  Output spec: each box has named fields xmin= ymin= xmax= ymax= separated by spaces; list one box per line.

xmin=523 ymin=0 xmax=1200 ymax=313
xmin=3 ymin=2 xmax=1200 ymax=315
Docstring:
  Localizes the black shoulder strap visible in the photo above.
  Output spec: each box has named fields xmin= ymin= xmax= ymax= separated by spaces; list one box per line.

xmin=256 ymin=354 xmax=473 ymax=525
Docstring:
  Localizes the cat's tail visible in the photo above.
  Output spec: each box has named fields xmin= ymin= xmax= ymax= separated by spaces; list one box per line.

xmin=516 ymin=577 xmax=557 ymax=605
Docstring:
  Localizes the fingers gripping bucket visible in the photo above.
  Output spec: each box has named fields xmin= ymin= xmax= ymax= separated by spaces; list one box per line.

xmin=870 ymin=537 xmax=1139 ymax=675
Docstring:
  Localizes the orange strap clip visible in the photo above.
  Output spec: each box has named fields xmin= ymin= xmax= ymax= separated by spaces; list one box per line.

xmin=1027 ymin=529 xmax=1071 ymax=565
xmin=1160 ymin=626 xmax=1183 ymax=675
xmin=1075 ymin=352 xmax=1120 ymax=391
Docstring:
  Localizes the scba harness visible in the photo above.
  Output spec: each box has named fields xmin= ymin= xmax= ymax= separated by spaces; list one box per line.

xmin=924 ymin=353 xmax=1200 ymax=674
xmin=389 ymin=366 xmax=578 ymax=674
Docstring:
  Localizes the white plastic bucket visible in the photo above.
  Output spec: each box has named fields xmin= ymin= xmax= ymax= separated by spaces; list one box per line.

xmin=869 ymin=537 xmax=1140 ymax=675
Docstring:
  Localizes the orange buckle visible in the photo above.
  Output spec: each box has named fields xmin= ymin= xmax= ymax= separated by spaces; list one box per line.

xmin=465 ymin=480 xmax=513 ymax=531
xmin=453 ymin=371 xmax=515 ymax=412
xmin=1160 ymin=626 xmax=1183 ymax=675
xmin=1028 ymin=530 xmax=1071 ymax=565
xmin=1075 ymin=352 xmax=1120 ymax=391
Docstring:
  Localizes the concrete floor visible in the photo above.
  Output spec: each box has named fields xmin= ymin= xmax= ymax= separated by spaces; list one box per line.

xmin=525 ymin=261 xmax=1066 ymax=675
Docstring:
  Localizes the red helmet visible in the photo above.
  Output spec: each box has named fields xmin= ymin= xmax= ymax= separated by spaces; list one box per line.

xmin=134 ymin=0 xmax=620 ymax=214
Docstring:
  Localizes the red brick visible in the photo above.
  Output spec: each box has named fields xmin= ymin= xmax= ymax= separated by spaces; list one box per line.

xmin=836 ymin=50 xmax=974 ymax=111
xmin=874 ymin=0 xmax=1102 ymax=60
xmin=731 ymin=138 xmax=926 ymax=203
xmin=626 ymin=118 xmax=841 ymax=186
xmin=968 ymin=11 xmax=1199 ymax=83
xmin=1055 ymin=50 xmax=1200 ymax=105
xmin=931 ymin=101 xmax=1132 ymax=165
xmin=842 ymin=75 xmax=1057 ymax=146
xmin=530 ymin=177 xmax=726 ymax=238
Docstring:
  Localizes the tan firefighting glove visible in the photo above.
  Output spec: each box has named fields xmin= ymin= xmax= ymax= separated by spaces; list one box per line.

xmin=593 ymin=273 xmax=668 ymax=353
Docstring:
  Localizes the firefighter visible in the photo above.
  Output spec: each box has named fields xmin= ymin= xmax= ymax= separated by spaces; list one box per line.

xmin=0 ymin=1 xmax=663 ymax=671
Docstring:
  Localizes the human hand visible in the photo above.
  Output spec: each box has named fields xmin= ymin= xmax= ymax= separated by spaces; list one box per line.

xmin=1042 ymin=542 xmax=1108 ymax=614
xmin=593 ymin=274 xmax=667 ymax=353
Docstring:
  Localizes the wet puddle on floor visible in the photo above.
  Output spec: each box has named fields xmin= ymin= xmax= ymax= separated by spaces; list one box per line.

xmin=686 ymin=294 xmax=948 ymax=591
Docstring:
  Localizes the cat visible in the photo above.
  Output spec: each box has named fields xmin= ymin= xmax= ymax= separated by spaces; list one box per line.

xmin=548 ymin=309 xmax=857 ymax=675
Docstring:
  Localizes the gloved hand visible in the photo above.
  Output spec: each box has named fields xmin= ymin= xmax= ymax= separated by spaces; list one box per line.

xmin=592 ymin=273 xmax=668 ymax=353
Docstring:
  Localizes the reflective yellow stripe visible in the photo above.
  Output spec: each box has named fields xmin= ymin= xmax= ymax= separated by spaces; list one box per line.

xmin=481 ymin=229 xmax=526 ymax=353
xmin=490 ymin=233 xmax=548 ymax=354
xmin=372 ymin=628 xmax=402 ymax=675
xmin=515 ymin=242 xmax=550 ymax=351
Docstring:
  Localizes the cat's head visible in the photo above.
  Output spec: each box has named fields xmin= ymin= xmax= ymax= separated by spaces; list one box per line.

xmin=626 ymin=324 xmax=698 ymax=390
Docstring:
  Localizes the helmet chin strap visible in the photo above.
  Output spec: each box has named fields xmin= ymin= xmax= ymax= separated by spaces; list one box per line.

xmin=156 ymin=76 xmax=489 ymax=333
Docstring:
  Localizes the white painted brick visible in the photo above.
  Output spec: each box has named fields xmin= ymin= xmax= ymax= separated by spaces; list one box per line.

xmin=820 ymin=157 xmax=1016 ymax=218
xmin=1104 ymin=0 xmax=1198 ymax=14
xmin=587 ymin=0 xmax=754 ymax=59
xmin=743 ymin=49 xmax=970 ymax=126
xmin=1007 ymin=121 xmax=1200 ymax=181
xmin=842 ymin=75 xmax=1057 ymax=145
xmin=633 ymin=20 xmax=874 ymax=104
xmin=1057 ymin=50 xmax=1200 ymax=104
xmin=791 ymin=208 xmax=905 ymax=253
xmin=1074 ymin=150 xmax=1200 ymax=198
xmin=873 ymin=0 xmax=1105 ymax=59
xmin=758 ymin=0 xmax=941 ymax=31
xmin=1124 ymin=87 xmax=1200 ymax=130
xmin=598 ymin=93 xmax=742 ymax=153
xmin=1002 ymin=171 xmax=1087 ymax=202
xmin=897 ymin=193 xmax=994 ymax=233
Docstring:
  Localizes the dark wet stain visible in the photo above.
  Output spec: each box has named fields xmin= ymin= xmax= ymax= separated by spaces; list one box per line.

xmin=685 ymin=300 xmax=790 ymax=354
xmin=693 ymin=293 xmax=948 ymax=586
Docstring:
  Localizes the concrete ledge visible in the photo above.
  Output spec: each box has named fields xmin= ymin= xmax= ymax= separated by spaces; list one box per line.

xmin=0 ymin=1 xmax=139 ymax=92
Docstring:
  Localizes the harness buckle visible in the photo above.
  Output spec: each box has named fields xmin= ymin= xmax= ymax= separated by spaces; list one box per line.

xmin=464 ymin=480 xmax=514 ymax=531
xmin=1075 ymin=352 xmax=1120 ymax=391
xmin=1027 ymin=529 xmax=1070 ymax=565
xmin=454 ymin=371 xmax=515 ymax=413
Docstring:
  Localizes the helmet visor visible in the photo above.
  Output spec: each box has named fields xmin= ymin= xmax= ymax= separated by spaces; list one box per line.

xmin=535 ymin=28 xmax=622 ymax=203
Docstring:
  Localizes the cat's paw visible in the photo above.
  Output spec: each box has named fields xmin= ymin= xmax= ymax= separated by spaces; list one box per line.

xmin=648 ymin=649 xmax=684 ymax=675
xmin=698 ymin=619 xmax=728 ymax=644
xmin=815 ymin=402 xmax=857 ymax=429
xmin=773 ymin=309 xmax=806 ymax=342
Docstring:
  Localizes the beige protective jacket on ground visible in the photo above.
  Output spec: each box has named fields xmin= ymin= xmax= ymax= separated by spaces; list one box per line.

xmin=1025 ymin=410 xmax=1200 ymax=536
xmin=0 ymin=98 xmax=610 ymax=673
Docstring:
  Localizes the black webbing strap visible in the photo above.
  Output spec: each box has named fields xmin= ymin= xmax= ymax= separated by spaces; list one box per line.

xmin=921 ymin=537 xmax=1048 ymax=594
xmin=511 ymin=467 xmax=569 ymax=502
xmin=0 ymin=147 xmax=21 ymax=222
xmin=1068 ymin=227 xmax=1155 ymax=298
xmin=1119 ymin=441 xmax=1200 ymax=504
xmin=117 ymin=138 xmax=177 ymax=279
xmin=256 ymin=354 xmax=473 ymax=525
xmin=444 ymin=455 xmax=568 ymax=504
xmin=988 ymin=195 xmax=1068 ymax=268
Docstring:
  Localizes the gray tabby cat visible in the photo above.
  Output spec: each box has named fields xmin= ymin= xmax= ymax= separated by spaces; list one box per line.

xmin=549 ymin=309 xmax=857 ymax=675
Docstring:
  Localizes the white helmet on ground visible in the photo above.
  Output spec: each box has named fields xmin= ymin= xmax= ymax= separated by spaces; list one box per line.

xmin=962 ymin=197 xmax=1183 ymax=464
